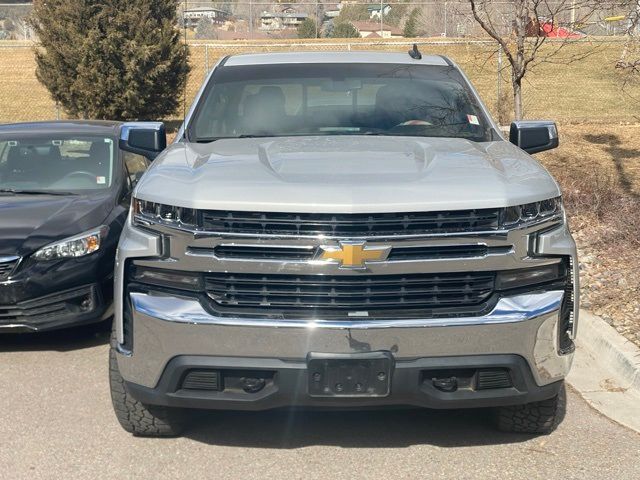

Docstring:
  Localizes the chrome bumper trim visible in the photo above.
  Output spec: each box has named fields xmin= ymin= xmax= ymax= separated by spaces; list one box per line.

xmin=130 ymin=290 xmax=563 ymax=329
xmin=119 ymin=290 xmax=571 ymax=388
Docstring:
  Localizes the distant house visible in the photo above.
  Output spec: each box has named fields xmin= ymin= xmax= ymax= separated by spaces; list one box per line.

xmin=367 ymin=4 xmax=392 ymax=19
xmin=351 ymin=21 xmax=402 ymax=38
xmin=183 ymin=6 xmax=231 ymax=28
xmin=260 ymin=11 xmax=309 ymax=30
xmin=325 ymin=4 xmax=342 ymax=18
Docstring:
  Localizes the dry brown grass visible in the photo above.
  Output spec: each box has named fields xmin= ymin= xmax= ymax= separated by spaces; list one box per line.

xmin=1 ymin=38 xmax=639 ymax=123
xmin=539 ymin=124 xmax=640 ymax=344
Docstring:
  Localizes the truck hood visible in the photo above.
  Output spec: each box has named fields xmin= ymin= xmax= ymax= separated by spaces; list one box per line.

xmin=136 ymin=136 xmax=560 ymax=213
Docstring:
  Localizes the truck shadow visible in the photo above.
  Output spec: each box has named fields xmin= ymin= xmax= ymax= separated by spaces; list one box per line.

xmin=185 ymin=407 xmax=536 ymax=448
xmin=0 ymin=320 xmax=110 ymax=353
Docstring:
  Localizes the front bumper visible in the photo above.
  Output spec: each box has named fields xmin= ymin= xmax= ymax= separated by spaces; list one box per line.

xmin=117 ymin=289 xmax=572 ymax=408
xmin=0 ymin=255 xmax=114 ymax=332
xmin=114 ymin=215 xmax=578 ymax=409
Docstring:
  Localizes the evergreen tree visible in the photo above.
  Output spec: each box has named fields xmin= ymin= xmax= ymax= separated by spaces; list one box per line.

xmin=30 ymin=0 xmax=190 ymax=120
xmin=195 ymin=17 xmax=217 ymax=39
xmin=403 ymin=8 xmax=421 ymax=38
xmin=297 ymin=17 xmax=318 ymax=39
xmin=331 ymin=22 xmax=360 ymax=39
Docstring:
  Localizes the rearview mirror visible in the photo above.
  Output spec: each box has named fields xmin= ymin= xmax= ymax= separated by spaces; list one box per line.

xmin=509 ymin=121 xmax=559 ymax=154
xmin=119 ymin=122 xmax=166 ymax=160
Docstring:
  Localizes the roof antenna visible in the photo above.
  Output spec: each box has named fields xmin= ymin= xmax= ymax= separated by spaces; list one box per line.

xmin=408 ymin=44 xmax=422 ymax=60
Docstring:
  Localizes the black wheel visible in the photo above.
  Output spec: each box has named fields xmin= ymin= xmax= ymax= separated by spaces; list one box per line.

xmin=495 ymin=383 xmax=566 ymax=434
xmin=109 ymin=328 xmax=186 ymax=437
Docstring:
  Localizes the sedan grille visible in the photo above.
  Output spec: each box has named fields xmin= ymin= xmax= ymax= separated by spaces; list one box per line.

xmin=205 ymin=271 xmax=496 ymax=315
xmin=201 ymin=209 xmax=501 ymax=236
xmin=0 ymin=259 xmax=18 ymax=280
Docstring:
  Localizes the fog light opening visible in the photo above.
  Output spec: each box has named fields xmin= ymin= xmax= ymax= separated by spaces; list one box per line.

xmin=241 ymin=377 xmax=266 ymax=394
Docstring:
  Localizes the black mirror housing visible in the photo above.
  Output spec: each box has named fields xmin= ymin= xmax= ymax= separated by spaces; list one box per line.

xmin=509 ymin=121 xmax=559 ymax=154
xmin=119 ymin=122 xmax=166 ymax=160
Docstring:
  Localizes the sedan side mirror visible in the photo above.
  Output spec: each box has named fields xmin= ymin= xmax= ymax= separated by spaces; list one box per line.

xmin=509 ymin=121 xmax=559 ymax=154
xmin=119 ymin=122 xmax=166 ymax=160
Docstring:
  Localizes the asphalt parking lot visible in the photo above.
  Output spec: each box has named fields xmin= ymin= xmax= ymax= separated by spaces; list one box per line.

xmin=1 ymin=322 xmax=639 ymax=480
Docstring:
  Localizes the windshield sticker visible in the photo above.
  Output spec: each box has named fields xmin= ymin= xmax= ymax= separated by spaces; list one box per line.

xmin=467 ymin=114 xmax=480 ymax=125
xmin=96 ymin=176 xmax=106 ymax=185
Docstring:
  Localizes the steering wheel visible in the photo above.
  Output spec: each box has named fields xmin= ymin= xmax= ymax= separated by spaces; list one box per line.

xmin=60 ymin=171 xmax=96 ymax=182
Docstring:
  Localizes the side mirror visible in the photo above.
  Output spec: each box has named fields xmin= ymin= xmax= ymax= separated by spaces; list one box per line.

xmin=509 ymin=121 xmax=559 ymax=154
xmin=119 ymin=122 xmax=166 ymax=160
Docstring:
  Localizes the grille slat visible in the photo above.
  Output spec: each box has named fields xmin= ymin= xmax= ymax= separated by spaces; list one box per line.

xmin=205 ymin=272 xmax=496 ymax=313
xmin=0 ymin=260 xmax=17 ymax=280
xmin=201 ymin=209 xmax=501 ymax=236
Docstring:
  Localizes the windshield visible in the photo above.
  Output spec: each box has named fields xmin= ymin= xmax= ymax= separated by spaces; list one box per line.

xmin=189 ymin=62 xmax=492 ymax=143
xmin=0 ymin=135 xmax=116 ymax=193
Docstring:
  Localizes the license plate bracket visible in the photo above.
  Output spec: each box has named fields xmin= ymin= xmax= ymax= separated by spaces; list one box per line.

xmin=307 ymin=352 xmax=393 ymax=398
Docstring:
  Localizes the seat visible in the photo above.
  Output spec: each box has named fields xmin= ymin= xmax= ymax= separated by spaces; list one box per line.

xmin=5 ymin=146 xmax=43 ymax=183
xmin=241 ymin=86 xmax=288 ymax=135
xmin=374 ymin=85 xmax=424 ymax=130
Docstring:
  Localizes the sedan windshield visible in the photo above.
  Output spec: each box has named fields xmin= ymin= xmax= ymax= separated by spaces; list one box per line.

xmin=189 ymin=62 xmax=492 ymax=143
xmin=0 ymin=135 xmax=115 ymax=193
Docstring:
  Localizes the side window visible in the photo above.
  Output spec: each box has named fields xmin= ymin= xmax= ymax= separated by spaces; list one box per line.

xmin=123 ymin=152 xmax=149 ymax=189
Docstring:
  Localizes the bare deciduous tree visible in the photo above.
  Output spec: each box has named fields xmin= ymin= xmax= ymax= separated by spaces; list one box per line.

xmin=467 ymin=0 xmax=599 ymax=120
xmin=616 ymin=1 xmax=640 ymax=77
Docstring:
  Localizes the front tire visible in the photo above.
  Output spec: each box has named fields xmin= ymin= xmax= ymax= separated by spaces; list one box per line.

xmin=496 ymin=383 xmax=566 ymax=434
xmin=109 ymin=328 xmax=186 ymax=437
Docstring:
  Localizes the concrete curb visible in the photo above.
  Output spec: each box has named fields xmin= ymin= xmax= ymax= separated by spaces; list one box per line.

xmin=567 ymin=310 xmax=640 ymax=433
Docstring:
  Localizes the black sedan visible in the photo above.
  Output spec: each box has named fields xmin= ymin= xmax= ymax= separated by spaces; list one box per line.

xmin=0 ymin=120 xmax=165 ymax=332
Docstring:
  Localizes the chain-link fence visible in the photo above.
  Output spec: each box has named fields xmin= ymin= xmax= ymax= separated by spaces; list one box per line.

xmin=1 ymin=38 xmax=637 ymax=125
xmin=2 ymin=1 xmax=638 ymax=41
xmin=1 ymin=0 xmax=639 ymax=124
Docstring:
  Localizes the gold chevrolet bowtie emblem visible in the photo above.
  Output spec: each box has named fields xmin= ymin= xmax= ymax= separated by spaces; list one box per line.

xmin=318 ymin=242 xmax=391 ymax=269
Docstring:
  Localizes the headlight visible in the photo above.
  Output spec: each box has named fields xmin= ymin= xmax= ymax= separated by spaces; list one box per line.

xmin=132 ymin=198 xmax=198 ymax=229
xmin=33 ymin=226 xmax=109 ymax=261
xmin=502 ymin=196 xmax=563 ymax=228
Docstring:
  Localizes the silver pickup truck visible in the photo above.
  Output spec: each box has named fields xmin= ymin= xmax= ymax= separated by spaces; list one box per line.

xmin=110 ymin=51 xmax=578 ymax=437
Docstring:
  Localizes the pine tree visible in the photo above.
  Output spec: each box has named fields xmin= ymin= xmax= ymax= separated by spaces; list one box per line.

xmin=30 ymin=0 xmax=190 ymax=120
xmin=332 ymin=22 xmax=360 ymax=39
xmin=403 ymin=8 xmax=421 ymax=38
xmin=297 ymin=18 xmax=318 ymax=39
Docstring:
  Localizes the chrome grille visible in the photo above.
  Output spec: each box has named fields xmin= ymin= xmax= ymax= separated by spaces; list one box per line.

xmin=201 ymin=209 xmax=501 ymax=236
xmin=205 ymin=271 xmax=496 ymax=314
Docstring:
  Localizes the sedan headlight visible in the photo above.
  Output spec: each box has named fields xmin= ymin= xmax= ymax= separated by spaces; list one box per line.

xmin=502 ymin=196 xmax=563 ymax=228
xmin=132 ymin=198 xmax=198 ymax=229
xmin=33 ymin=226 xmax=109 ymax=261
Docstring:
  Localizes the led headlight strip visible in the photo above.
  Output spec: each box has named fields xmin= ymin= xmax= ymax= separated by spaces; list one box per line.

xmin=133 ymin=198 xmax=198 ymax=229
xmin=502 ymin=197 xmax=563 ymax=228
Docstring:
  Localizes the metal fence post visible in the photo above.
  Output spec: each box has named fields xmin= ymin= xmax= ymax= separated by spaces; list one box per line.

xmin=497 ymin=45 xmax=503 ymax=102
xmin=205 ymin=44 xmax=209 ymax=74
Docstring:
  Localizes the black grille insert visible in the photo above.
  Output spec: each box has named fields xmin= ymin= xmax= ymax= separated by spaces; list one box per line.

xmin=0 ymin=286 xmax=95 ymax=326
xmin=181 ymin=370 xmax=221 ymax=391
xmin=0 ymin=259 xmax=17 ymax=280
xmin=476 ymin=369 xmax=513 ymax=390
xmin=201 ymin=209 xmax=501 ymax=236
xmin=205 ymin=271 xmax=496 ymax=314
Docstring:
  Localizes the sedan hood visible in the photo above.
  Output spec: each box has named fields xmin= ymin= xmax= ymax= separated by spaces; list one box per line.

xmin=0 ymin=193 xmax=113 ymax=256
xmin=136 ymin=136 xmax=560 ymax=213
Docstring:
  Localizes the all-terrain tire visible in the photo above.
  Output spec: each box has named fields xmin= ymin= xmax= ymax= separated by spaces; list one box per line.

xmin=109 ymin=328 xmax=186 ymax=437
xmin=496 ymin=383 xmax=566 ymax=434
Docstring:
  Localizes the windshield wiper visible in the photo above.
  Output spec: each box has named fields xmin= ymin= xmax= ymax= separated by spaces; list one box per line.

xmin=195 ymin=134 xmax=282 ymax=143
xmin=0 ymin=188 xmax=77 ymax=196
